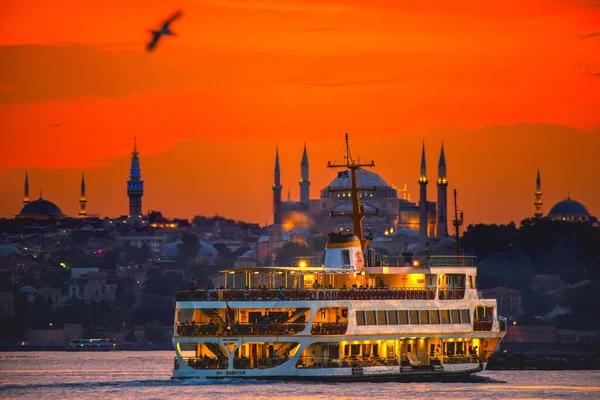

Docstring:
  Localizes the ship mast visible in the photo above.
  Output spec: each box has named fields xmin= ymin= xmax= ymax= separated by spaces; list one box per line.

xmin=327 ymin=133 xmax=379 ymax=251
xmin=452 ymin=188 xmax=464 ymax=258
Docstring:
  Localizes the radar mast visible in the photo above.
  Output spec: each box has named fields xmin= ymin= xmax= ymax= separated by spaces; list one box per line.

xmin=327 ymin=133 xmax=379 ymax=251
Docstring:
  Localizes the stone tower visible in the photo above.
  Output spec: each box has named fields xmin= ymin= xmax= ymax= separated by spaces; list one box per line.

xmin=127 ymin=138 xmax=144 ymax=220
xmin=273 ymin=146 xmax=283 ymax=225
xmin=299 ymin=142 xmax=310 ymax=209
xmin=23 ymin=171 xmax=30 ymax=206
xmin=79 ymin=173 xmax=87 ymax=218
xmin=418 ymin=140 xmax=428 ymax=244
xmin=436 ymin=142 xmax=448 ymax=238
xmin=534 ymin=168 xmax=543 ymax=218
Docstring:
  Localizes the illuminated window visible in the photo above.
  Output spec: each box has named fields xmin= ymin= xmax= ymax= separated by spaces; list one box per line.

xmin=342 ymin=250 xmax=350 ymax=265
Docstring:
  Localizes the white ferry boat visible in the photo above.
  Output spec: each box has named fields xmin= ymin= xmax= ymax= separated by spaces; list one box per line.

xmin=172 ymin=137 xmax=506 ymax=381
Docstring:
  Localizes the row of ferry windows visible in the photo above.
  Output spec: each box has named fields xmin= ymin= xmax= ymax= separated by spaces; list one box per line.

xmin=355 ymin=309 xmax=471 ymax=326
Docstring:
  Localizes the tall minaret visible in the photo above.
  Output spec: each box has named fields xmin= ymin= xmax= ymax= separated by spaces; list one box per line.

xmin=273 ymin=146 xmax=283 ymax=225
xmin=127 ymin=137 xmax=144 ymax=220
xmin=299 ymin=142 xmax=310 ymax=209
xmin=418 ymin=140 xmax=428 ymax=243
xmin=79 ymin=173 xmax=87 ymax=218
xmin=436 ymin=142 xmax=448 ymax=238
xmin=534 ymin=168 xmax=543 ymax=218
xmin=23 ymin=172 xmax=30 ymax=206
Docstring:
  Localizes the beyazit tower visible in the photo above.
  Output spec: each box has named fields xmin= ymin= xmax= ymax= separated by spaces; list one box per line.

xmin=127 ymin=138 xmax=144 ymax=221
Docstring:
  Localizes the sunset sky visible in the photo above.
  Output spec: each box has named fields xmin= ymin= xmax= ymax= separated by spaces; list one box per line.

xmin=1 ymin=0 xmax=599 ymax=227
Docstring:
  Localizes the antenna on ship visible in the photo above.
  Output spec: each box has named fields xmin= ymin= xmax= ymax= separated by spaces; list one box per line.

xmin=326 ymin=133 xmax=379 ymax=251
xmin=452 ymin=188 xmax=464 ymax=259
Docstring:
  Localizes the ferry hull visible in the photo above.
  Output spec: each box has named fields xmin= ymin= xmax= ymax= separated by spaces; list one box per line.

xmin=172 ymin=363 xmax=485 ymax=382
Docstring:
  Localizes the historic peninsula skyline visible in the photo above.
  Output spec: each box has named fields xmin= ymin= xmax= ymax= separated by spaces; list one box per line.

xmin=1 ymin=0 xmax=599 ymax=225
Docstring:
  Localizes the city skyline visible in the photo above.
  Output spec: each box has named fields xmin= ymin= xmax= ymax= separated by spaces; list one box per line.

xmin=2 ymin=129 xmax=599 ymax=227
xmin=1 ymin=0 xmax=599 ymax=225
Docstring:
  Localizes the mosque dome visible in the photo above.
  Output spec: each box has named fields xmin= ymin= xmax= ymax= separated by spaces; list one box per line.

xmin=320 ymin=168 xmax=398 ymax=199
xmin=393 ymin=227 xmax=419 ymax=238
xmin=327 ymin=168 xmax=390 ymax=189
xmin=166 ymin=240 xmax=219 ymax=259
xmin=241 ymin=250 xmax=254 ymax=258
xmin=0 ymin=245 xmax=21 ymax=258
xmin=18 ymin=199 xmax=64 ymax=219
xmin=19 ymin=285 xmax=37 ymax=294
xmin=548 ymin=199 xmax=590 ymax=217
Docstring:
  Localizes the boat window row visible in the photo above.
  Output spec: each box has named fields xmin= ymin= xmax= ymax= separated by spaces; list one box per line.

xmin=355 ymin=309 xmax=471 ymax=326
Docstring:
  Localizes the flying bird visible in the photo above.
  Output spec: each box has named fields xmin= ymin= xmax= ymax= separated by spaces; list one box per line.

xmin=147 ymin=10 xmax=183 ymax=52
xmin=51 ymin=123 xmax=62 ymax=128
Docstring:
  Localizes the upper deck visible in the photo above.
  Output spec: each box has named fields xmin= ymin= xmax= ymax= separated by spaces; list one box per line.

xmin=176 ymin=255 xmax=479 ymax=302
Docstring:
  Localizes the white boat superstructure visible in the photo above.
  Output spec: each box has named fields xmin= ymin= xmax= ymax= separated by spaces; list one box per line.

xmin=172 ymin=245 xmax=506 ymax=381
xmin=172 ymin=135 xmax=506 ymax=381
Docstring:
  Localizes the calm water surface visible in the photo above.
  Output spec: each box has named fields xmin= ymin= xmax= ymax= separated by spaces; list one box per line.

xmin=1 ymin=352 xmax=599 ymax=399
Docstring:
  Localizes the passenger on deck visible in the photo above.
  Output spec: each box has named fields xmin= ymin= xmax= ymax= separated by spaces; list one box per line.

xmin=189 ymin=277 xmax=198 ymax=291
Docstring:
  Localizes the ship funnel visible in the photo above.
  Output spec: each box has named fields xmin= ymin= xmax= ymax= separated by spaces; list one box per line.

xmin=323 ymin=232 xmax=365 ymax=270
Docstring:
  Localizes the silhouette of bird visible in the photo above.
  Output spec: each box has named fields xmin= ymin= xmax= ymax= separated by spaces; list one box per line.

xmin=147 ymin=10 xmax=183 ymax=52
xmin=51 ymin=123 xmax=62 ymax=128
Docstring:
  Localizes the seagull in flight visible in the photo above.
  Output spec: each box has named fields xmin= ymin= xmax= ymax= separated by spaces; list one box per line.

xmin=147 ymin=10 xmax=183 ymax=52
xmin=51 ymin=123 xmax=62 ymax=128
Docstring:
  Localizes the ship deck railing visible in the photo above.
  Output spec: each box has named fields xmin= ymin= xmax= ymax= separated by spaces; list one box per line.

xmin=176 ymin=287 xmax=466 ymax=302
xmin=414 ymin=256 xmax=477 ymax=268
xmin=176 ymin=322 xmax=307 ymax=337
xmin=297 ymin=355 xmax=399 ymax=369
xmin=473 ymin=319 xmax=494 ymax=331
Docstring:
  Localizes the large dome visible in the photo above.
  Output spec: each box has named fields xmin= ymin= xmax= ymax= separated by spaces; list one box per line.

xmin=18 ymin=199 xmax=64 ymax=218
xmin=548 ymin=199 xmax=590 ymax=216
xmin=327 ymin=168 xmax=390 ymax=189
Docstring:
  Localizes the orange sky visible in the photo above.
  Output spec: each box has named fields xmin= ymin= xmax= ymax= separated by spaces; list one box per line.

xmin=1 ymin=0 xmax=599 ymax=226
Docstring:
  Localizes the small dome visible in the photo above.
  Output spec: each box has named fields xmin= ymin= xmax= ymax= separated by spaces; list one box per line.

xmin=165 ymin=240 xmax=218 ymax=258
xmin=20 ymin=285 xmax=37 ymax=294
xmin=393 ymin=228 xmax=419 ymax=238
xmin=327 ymin=168 xmax=390 ymax=189
xmin=0 ymin=245 xmax=21 ymax=258
xmin=241 ymin=250 xmax=254 ymax=258
xmin=548 ymin=199 xmax=590 ymax=216
xmin=19 ymin=199 xmax=64 ymax=218
xmin=199 ymin=242 xmax=218 ymax=257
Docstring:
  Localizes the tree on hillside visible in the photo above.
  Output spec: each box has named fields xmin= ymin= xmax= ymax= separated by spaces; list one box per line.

xmin=462 ymin=222 xmax=517 ymax=256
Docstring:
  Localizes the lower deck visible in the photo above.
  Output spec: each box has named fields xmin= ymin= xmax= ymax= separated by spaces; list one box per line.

xmin=173 ymin=334 xmax=502 ymax=379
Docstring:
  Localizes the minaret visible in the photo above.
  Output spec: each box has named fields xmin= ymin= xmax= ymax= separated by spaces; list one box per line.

xmin=436 ymin=142 xmax=448 ymax=238
xmin=299 ymin=142 xmax=310 ymax=209
xmin=273 ymin=146 xmax=283 ymax=225
xmin=79 ymin=173 xmax=87 ymax=218
xmin=23 ymin=172 xmax=30 ymax=206
xmin=534 ymin=168 xmax=543 ymax=218
xmin=418 ymin=140 xmax=428 ymax=243
xmin=127 ymin=137 xmax=144 ymax=220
